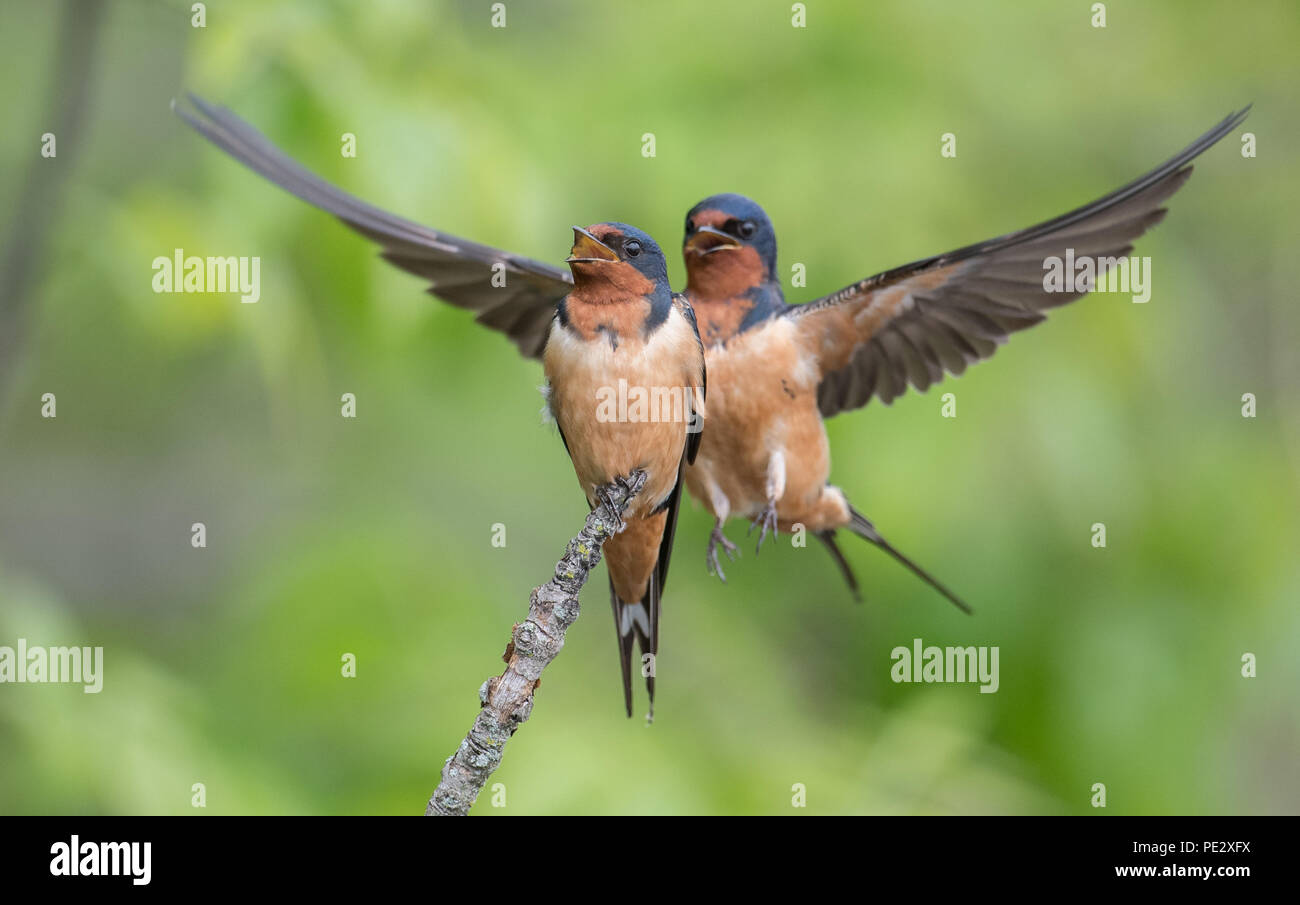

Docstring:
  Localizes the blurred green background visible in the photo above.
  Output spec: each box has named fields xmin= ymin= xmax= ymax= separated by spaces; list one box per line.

xmin=1 ymin=0 xmax=1296 ymax=815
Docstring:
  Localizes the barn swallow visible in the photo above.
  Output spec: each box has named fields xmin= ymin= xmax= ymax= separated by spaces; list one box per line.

xmin=176 ymin=94 xmax=1246 ymax=618
xmin=175 ymin=98 xmax=705 ymax=718
xmin=679 ymin=108 xmax=1249 ymax=609
xmin=545 ymin=224 xmax=705 ymax=719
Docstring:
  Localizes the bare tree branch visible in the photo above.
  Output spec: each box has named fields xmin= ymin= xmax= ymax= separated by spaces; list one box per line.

xmin=425 ymin=469 xmax=648 ymax=816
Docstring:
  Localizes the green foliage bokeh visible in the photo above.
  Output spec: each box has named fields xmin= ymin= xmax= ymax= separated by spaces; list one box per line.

xmin=0 ymin=0 xmax=1296 ymax=815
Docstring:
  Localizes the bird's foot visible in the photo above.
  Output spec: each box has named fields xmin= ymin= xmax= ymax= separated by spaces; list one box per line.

xmin=706 ymin=524 xmax=739 ymax=582
xmin=747 ymin=501 xmax=779 ymax=553
xmin=595 ymin=485 xmax=628 ymax=534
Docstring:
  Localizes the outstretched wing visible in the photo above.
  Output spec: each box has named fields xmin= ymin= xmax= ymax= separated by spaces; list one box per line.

xmin=788 ymin=108 xmax=1249 ymax=418
xmin=175 ymin=94 xmax=571 ymax=359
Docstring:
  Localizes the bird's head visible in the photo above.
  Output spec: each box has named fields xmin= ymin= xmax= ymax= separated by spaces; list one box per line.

xmin=566 ymin=223 xmax=669 ymax=298
xmin=682 ymin=193 xmax=777 ymax=298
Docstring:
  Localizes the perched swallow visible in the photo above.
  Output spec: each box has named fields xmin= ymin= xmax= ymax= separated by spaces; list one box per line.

xmin=176 ymin=98 xmax=706 ymax=718
xmin=545 ymin=224 xmax=705 ymax=719
xmin=679 ymin=108 xmax=1249 ymax=609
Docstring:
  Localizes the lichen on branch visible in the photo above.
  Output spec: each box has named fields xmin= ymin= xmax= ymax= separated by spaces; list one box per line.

xmin=425 ymin=469 xmax=647 ymax=816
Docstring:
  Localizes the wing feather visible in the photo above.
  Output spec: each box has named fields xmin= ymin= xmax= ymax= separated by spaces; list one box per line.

xmin=788 ymin=108 xmax=1248 ymax=417
xmin=175 ymin=94 xmax=571 ymax=359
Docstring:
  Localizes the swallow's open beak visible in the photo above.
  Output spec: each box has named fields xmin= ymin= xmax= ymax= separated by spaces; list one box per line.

xmin=567 ymin=227 xmax=620 ymax=264
xmin=684 ymin=224 xmax=740 ymax=256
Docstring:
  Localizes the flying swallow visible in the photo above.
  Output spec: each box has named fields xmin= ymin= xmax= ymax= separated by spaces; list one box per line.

xmin=678 ymin=108 xmax=1250 ymax=609
xmin=545 ymin=224 xmax=705 ymax=719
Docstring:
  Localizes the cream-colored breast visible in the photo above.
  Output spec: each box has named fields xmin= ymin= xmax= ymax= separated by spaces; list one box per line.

xmin=544 ymin=308 xmax=703 ymax=515
xmin=685 ymin=315 xmax=831 ymax=516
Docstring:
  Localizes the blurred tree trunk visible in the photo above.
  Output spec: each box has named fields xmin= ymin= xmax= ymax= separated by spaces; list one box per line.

xmin=0 ymin=0 xmax=105 ymax=394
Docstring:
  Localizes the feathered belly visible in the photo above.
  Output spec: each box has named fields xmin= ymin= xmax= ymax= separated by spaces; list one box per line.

xmin=560 ymin=412 xmax=686 ymax=517
xmin=544 ymin=332 xmax=697 ymax=518
xmin=685 ymin=318 xmax=830 ymax=516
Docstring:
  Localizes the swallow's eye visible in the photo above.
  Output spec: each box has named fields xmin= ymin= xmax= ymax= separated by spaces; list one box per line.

xmin=624 ymin=239 xmax=642 ymax=258
xmin=739 ymin=220 xmax=757 ymax=239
